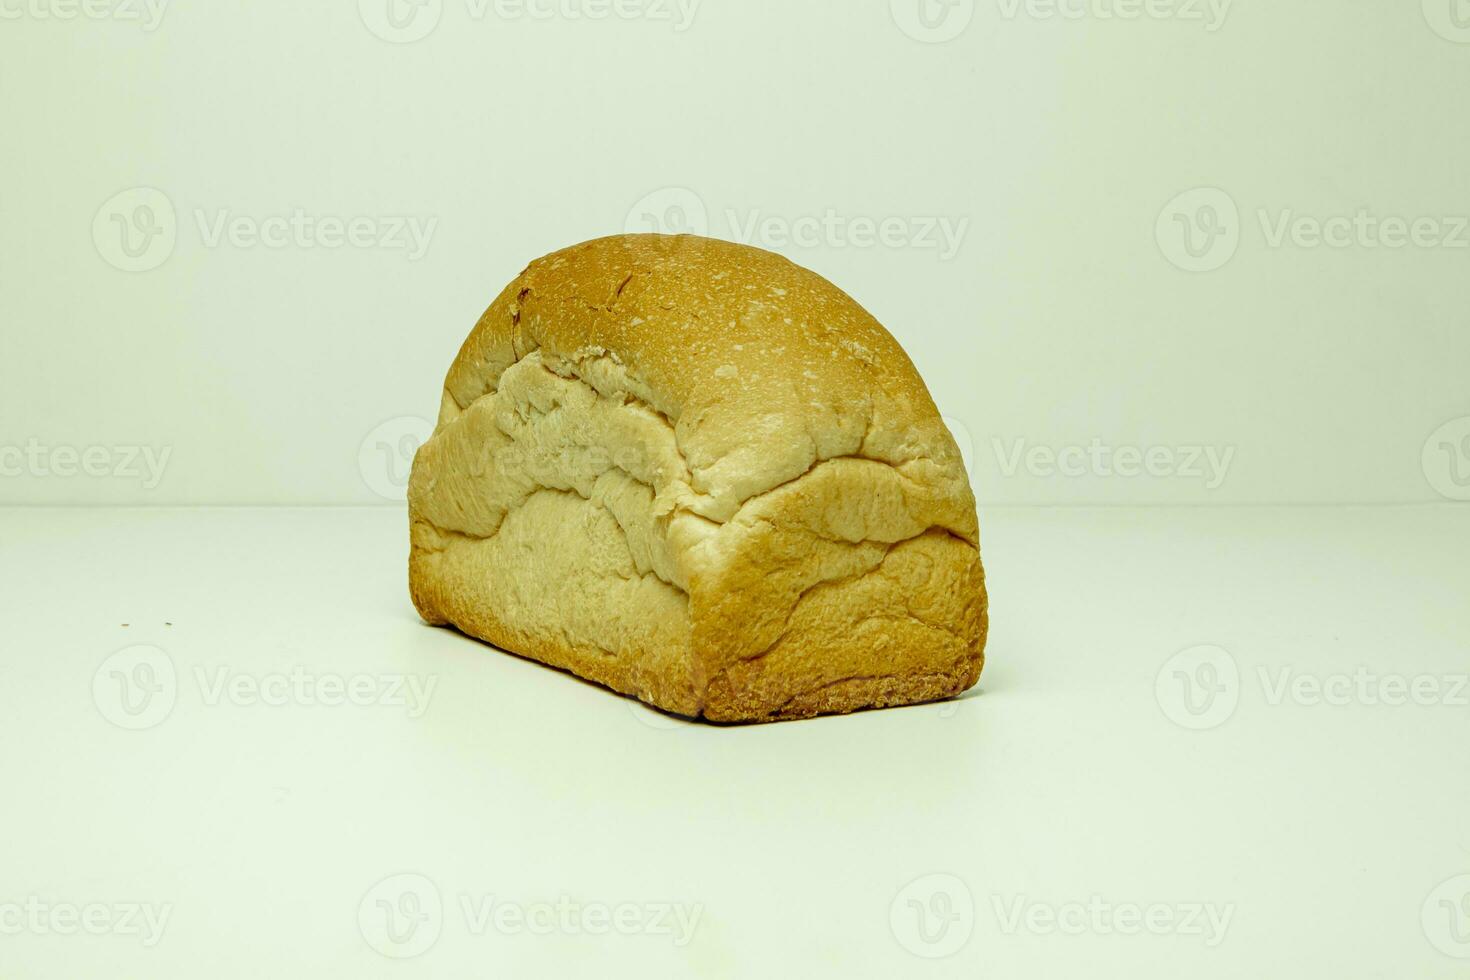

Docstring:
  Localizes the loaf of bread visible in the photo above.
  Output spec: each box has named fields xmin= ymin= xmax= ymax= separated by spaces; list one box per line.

xmin=408 ymin=234 xmax=987 ymax=722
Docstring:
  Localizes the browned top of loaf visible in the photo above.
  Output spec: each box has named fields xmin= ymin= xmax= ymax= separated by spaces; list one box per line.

xmin=441 ymin=233 xmax=972 ymax=534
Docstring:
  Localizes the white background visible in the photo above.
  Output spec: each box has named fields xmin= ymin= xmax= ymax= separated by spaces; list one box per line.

xmin=2 ymin=2 xmax=1469 ymax=979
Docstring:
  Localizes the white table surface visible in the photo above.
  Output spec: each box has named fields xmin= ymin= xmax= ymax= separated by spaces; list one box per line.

xmin=2 ymin=505 xmax=1467 ymax=979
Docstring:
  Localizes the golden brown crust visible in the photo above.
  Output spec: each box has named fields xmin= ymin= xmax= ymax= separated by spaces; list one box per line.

xmin=408 ymin=234 xmax=987 ymax=723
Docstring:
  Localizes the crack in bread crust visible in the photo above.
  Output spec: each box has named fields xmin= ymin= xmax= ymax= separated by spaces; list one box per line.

xmin=440 ymin=343 xmax=963 ymax=533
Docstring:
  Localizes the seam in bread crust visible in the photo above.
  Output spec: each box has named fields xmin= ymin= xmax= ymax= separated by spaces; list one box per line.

xmin=438 ymin=342 xmax=967 ymax=538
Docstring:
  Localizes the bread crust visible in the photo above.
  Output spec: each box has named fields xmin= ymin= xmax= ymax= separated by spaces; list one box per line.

xmin=408 ymin=234 xmax=986 ymax=722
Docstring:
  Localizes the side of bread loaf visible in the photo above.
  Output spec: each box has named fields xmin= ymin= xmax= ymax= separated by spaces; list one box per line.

xmin=408 ymin=234 xmax=987 ymax=722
